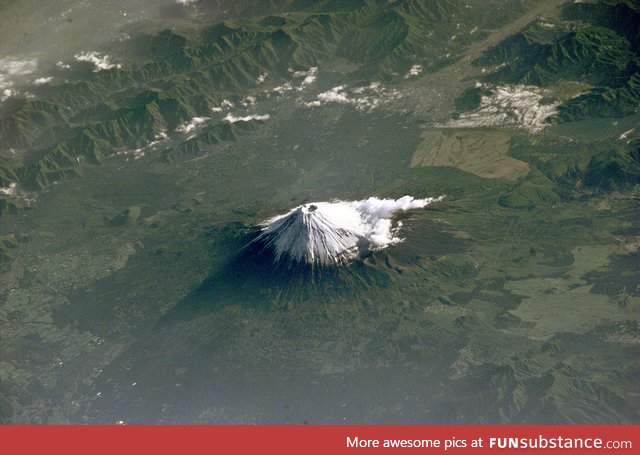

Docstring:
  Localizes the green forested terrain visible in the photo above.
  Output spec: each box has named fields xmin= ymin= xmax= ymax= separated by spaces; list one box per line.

xmin=1 ymin=0 xmax=534 ymax=202
xmin=0 ymin=0 xmax=638 ymax=424
xmin=473 ymin=0 xmax=639 ymax=121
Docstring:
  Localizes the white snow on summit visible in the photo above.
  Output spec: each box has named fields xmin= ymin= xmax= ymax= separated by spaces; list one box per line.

xmin=253 ymin=196 xmax=444 ymax=266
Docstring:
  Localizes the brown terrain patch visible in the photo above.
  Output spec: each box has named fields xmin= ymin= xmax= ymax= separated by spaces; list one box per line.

xmin=411 ymin=130 xmax=529 ymax=181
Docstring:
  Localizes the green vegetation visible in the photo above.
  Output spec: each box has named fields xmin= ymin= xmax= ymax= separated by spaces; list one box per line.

xmin=469 ymin=0 xmax=640 ymax=121
xmin=0 ymin=0 xmax=638 ymax=425
xmin=1 ymin=0 xmax=536 ymax=216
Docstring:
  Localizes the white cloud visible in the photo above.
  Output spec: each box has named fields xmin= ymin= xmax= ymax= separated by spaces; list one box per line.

xmin=147 ymin=130 xmax=169 ymax=147
xmin=117 ymin=130 xmax=169 ymax=161
xmin=316 ymin=85 xmax=350 ymax=104
xmin=0 ymin=58 xmax=38 ymax=78
xmin=292 ymin=66 xmax=317 ymax=80
xmin=1 ymin=88 xmax=16 ymax=102
xmin=74 ymin=52 xmax=122 ymax=72
xmin=305 ymin=82 xmax=399 ymax=112
xmin=619 ymin=128 xmax=634 ymax=140
xmin=242 ymin=95 xmax=257 ymax=107
xmin=223 ymin=113 xmax=270 ymax=123
xmin=0 ymin=183 xmax=17 ymax=196
xmin=405 ymin=64 xmax=423 ymax=78
xmin=34 ymin=77 xmax=53 ymax=85
xmin=116 ymin=148 xmax=145 ymax=160
xmin=0 ymin=57 xmax=38 ymax=100
xmin=0 ymin=182 xmax=35 ymax=205
xmin=56 ymin=61 xmax=71 ymax=70
xmin=271 ymin=82 xmax=293 ymax=95
xmin=175 ymin=116 xmax=210 ymax=133
xmin=267 ymin=69 xmax=316 ymax=97
xmin=444 ymin=84 xmax=561 ymax=133
xmin=211 ymin=99 xmax=235 ymax=112
xmin=291 ymin=66 xmax=318 ymax=89
xmin=254 ymin=195 xmax=445 ymax=265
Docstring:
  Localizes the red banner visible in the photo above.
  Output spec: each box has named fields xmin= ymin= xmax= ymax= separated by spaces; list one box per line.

xmin=1 ymin=425 xmax=637 ymax=454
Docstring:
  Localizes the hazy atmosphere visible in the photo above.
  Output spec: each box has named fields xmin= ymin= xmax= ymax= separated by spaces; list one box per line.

xmin=1 ymin=0 xmax=638 ymax=424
